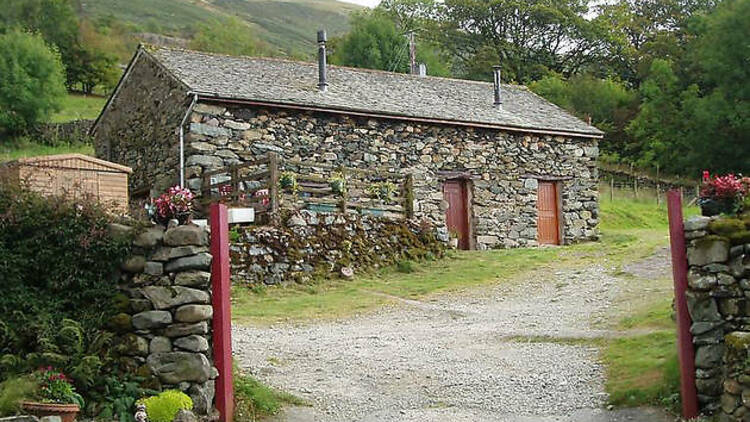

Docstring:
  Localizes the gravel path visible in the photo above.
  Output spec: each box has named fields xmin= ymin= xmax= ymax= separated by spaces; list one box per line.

xmin=234 ymin=261 xmax=672 ymax=421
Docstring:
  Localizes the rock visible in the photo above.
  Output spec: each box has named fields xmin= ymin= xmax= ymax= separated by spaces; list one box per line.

xmin=144 ymin=261 xmax=164 ymax=276
xmin=288 ymin=214 xmax=307 ymax=226
xmin=147 ymin=352 xmax=211 ymax=383
xmin=175 ymin=271 xmax=212 ymax=287
xmin=173 ymin=409 xmax=198 ymax=422
xmin=164 ymin=225 xmax=208 ymax=247
xmin=165 ymin=253 xmax=212 ymax=273
xmin=687 ymin=292 xmax=721 ymax=322
xmin=695 ymin=344 xmax=724 ymax=369
xmin=130 ymin=299 xmax=153 ymax=313
xmin=193 ymin=104 xmax=225 ymax=115
xmin=242 ymin=129 xmax=263 ymax=140
xmin=175 ymin=305 xmax=213 ymax=323
xmin=685 ymin=216 xmax=712 ymax=232
xmin=223 ymin=120 xmax=251 ymax=130
xmin=188 ymin=142 xmax=216 ymax=153
xmin=121 ymin=255 xmax=146 ymax=273
xmin=688 ymin=237 xmax=730 ymax=266
xmin=39 ymin=417 xmax=61 ymax=422
xmin=174 ymin=335 xmax=209 ymax=352
xmin=188 ymin=381 xmax=215 ymax=415
xmin=108 ymin=223 xmax=133 ymax=239
xmin=133 ymin=227 xmax=164 ymax=248
xmin=340 ymin=267 xmax=354 ymax=279
xmin=120 ymin=333 xmax=149 ymax=356
xmin=109 ymin=313 xmax=133 ymax=332
xmin=132 ymin=310 xmax=173 ymax=330
xmin=725 ymin=379 xmax=743 ymax=395
xmin=688 ymin=272 xmax=717 ymax=290
xmin=190 ymin=123 xmax=231 ymax=138
xmin=721 ymin=393 xmax=739 ymax=414
xmin=0 ymin=415 xmax=40 ymax=422
xmin=185 ymin=154 xmax=224 ymax=168
xmin=523 ymin=178 xmax=538 ymax=189
xmin=170 ymin=246 xmax=209 ymax=259
xmin=696 ymin=377 xmax=722 ymax=396
xmin=150 ymin=336 xmax=172 ymax=354
xmin=142 ymin=286 xmax=210 ymax=310
xmin=161 ymin=322 xmax=209 ymax=337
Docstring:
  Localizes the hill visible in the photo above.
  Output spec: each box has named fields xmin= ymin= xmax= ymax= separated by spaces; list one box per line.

xmin=77 ymin=0 xmax=362 ymax=57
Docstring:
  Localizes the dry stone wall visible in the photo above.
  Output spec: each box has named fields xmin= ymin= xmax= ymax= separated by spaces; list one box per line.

xmin=185 ymin=103 xmax=599 ymax=249
xmin=230 ymin=210 xmax=445 ymax=286
xmin=111 ymin=222 xmax=216 ymax=416
xmin=683 ymin=216 xmax=750 ymax=417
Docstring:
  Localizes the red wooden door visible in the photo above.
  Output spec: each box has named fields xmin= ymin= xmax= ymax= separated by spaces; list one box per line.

xmin=537 ymin=181 xmax=560 ymax=245
xmin=444 ymin=180 xmax=470 ymax=250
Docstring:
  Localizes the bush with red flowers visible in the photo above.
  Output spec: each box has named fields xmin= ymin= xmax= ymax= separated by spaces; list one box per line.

xmin=34 ymin=367 xmax=84 ymax=407
xmin=699 ymin=174 xmax=749 ymax=216
xmin=146 ymin=186 xmax=195 ymax=225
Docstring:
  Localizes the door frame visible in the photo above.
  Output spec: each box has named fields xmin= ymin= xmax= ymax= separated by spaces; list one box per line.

xmin=536 ymin=179 xmax=565 ymax=246
xmin=441 ymin=177 xmax=475 ymax=250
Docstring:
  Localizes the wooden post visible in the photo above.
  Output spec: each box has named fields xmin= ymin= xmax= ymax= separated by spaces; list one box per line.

xmin=667 ymin=190 xmax=699 ymax=419
xmin=339 ymin=166 xmax=348 ymax=214
xmin=656 ymin=164 xmax=661 ymax=206
xmin=610 ymin=177 xmax=614 ymax=202
xmin=268 ymin=152 xmax=280 ymax=224
xmin=210 ymin=203 xmax=234 ymax=422
xmin=405 ymin=173 xmax=415 ymax=219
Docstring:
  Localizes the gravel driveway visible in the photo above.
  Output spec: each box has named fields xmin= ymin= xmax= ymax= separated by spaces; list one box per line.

xmin=233 ymin=259 xmax=673 ymax=421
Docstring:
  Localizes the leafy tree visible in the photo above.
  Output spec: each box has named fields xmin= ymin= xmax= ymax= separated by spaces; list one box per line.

xmin=331 ymin=10 xmax=451 ymax=76
xmin=190 ymin=17 xmax=266 ymax=57
xmin=0 ymin=30 xmax=66 ymax=134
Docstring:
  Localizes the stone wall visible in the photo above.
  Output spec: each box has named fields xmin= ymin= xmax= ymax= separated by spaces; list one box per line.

xmin=32 ymin=119 xmax=94 ymax=144
xmin=111 ymin=222 xmax=216 ymax=416
xmin=185 ymin=103 xmax=599 ymax=249
xmin=683 ymin=216 xmax=750 ymax=416
xmin=93 ymin=51 xmax=190 ymax=194
xmin=230 ymin=210 xmax=445 ymax=286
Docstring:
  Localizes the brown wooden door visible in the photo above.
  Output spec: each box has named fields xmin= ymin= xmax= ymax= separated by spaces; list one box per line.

xmin=537 ymin=181 xmax=560 ymax=245
xmin=444 ymin=179 xmax=471 ymax=250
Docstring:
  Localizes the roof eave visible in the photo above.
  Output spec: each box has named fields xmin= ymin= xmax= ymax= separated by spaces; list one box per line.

xmin=192 ymin=93 xmax=604 ymax=139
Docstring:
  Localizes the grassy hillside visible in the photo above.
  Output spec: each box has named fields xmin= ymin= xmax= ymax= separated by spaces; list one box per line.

xmin=78 ymin=0 xmax=361 ymax=57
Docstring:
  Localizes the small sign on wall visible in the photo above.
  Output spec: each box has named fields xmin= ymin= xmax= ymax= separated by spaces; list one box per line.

xmin=228 ymin=208 xmax=255 ymax=224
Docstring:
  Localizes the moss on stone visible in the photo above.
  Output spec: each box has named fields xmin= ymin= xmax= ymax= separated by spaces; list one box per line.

xmin=726 ymin=332 xmax=750 ymax=351
xmin=708 ymin=218 xmax=746 ymax=236
xmin=728 ymin=231 xmax=750 ymax=246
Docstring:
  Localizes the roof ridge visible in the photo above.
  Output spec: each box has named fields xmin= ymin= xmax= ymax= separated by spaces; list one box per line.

xmin=145 ymin=44 xmax=529 ymax=90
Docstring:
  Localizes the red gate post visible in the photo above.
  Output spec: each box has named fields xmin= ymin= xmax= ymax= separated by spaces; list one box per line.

xmin=667 ymin=189 xmax=699 ymax=419
xmin=210 ymin=203 xmax=234 ymax=422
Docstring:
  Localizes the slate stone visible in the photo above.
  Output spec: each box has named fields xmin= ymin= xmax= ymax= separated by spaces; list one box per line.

xmin=173 ymin=409 xmax=198 ymax=422
xmin=133 ymin=227 xmax=164 ymax=248
xmin=695 ymin=344 xmax=724 ymax=369
xmin=108 ymin=223 xmax=134 ymax=239
xmin=174 ymin=335 xmax=209 ymax=352
xmin=121 ymin=255 xmax=146 ymax=273
xmin=175 ymin=305 xmax=213 ymax=323
xmin=132 ymin=310 xmax=173 ymax=330
xmin=147 ymin=352 xmax=211 ymax=384
xmin=188 ymin=381 xmax=215 ymax=415
xmin=189 ymin=123 xmax=231 ymax=138
xmin=687 ymin=292 xmax=721 ymax=322
xmin=149 ymin=336 xmax=172 ymax=354
xmin=688 ymin=238 xmax=730 ymax=266
xmin=165 ymin=253 xmax=212 ymax=272
xmin=175 ymin=271 xmax=212 ymax=287
xmin=161 ymin=322 xmax=209 ymax=337
xmin=142 ymin=286 xmax=210 ymax=310
xmin=144 ymin=261 xmax=164 ymax=276
xmin=120 ymin=333 xmax=149 ymax=356
xmin=685 ymin=216 xmax=712 ymax=231
xmin=164 ymin=225 xmax=208 ymax=247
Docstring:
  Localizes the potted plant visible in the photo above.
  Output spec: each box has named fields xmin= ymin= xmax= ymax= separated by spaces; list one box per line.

xmin=367 ymin=181 xmax=397 ymax=203
xmin=146 ymin=186 xmax=195 ymax=225
xmin=698 ymin=174 xmax=747 ymax=217
xmin=329 ymin=172 xmax=346 ymax=196
xmin=279 ymin=171 xmax=298 ymax=193
xmin=22 ymin=367 xmax=84 ymax=422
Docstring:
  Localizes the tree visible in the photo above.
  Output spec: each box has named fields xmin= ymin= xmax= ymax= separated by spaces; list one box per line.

xmin=190 ymin=17 xmax=266 ymax=57
xmin=0 ymin=30 xmax=66 ymax=135
xmin=331 ymin=10 xmax=452 ymax=77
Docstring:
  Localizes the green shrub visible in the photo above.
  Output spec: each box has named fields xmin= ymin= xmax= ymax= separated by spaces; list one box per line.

xmin=708 ymin=218 xmax=746 ymax=236
xmin=138 ymin=390 xmax=193 ymax=422
xmin=0 ymin=375 xmax=37 ymax=416
xmin=396 ymin=260 xmax=417 ymax=273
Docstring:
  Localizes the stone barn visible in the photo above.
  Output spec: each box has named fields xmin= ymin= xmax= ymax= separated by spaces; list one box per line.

xmin=92 ymin=43 xmax=603 ymax=249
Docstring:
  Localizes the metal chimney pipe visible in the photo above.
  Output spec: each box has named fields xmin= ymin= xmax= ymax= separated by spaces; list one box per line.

xmin=492 ymin=65 xmax=502 ymax=106
xmin=317 ymin=30 xmax=328 ymax=93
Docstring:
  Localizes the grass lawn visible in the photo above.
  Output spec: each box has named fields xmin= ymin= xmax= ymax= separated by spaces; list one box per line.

xmin=50 ymin=94 xmax=107 ymax=123
xmin=234 ymin=366 xmax=307 ymax=421
xmin=0 ymin=139 xmax=93 ymax=162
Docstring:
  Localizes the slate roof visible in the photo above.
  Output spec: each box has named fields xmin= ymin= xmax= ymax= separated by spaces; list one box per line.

xmin=145 ymin=46 xmax=603 ymax=138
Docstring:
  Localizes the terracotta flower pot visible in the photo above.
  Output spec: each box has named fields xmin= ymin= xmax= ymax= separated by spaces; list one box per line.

xmin=22 ymin=401 xmax=80 ymax=422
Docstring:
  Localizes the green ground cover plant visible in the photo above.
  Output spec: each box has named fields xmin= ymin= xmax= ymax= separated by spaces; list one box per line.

xmin=234 ymin=366 xmax=307 ymax=420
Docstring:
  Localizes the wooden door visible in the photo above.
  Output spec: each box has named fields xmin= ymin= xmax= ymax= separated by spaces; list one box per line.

xmin=444 ymin=179 xmax=471 ymax=250
xmin=537 ymin=181 xmax=560 ymax=245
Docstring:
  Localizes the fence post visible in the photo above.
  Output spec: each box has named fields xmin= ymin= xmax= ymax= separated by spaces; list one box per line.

xmin=667 ymin=189 xmax=699 ymax=419
xmin=210 ymin=203 xmax=234 ymax=422
xmin=610 ymin=177 xmax=614 ymax=202
xmin=405 ymin=173 xmax=415 ymax=219
xmin=656 ymin=164 xmax=661 ymax=206
xmin=268 ymin=152 xmax=280 ymax=224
